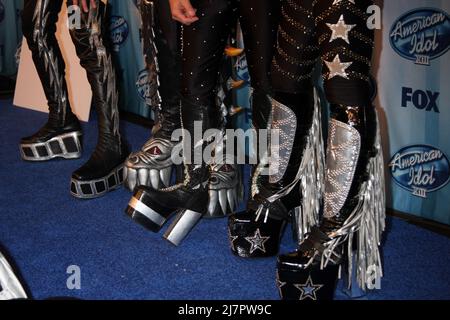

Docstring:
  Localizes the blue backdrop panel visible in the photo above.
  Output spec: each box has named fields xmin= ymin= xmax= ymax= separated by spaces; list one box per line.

xmin=377 ymin=0 xmax=450 ymax=225
xmin=108 ymin=0 xmax=150 ymax=119
xmin=0 ymin=0 xmax=23 ymax=77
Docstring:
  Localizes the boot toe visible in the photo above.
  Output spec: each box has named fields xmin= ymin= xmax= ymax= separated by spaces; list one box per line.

xmin=228 ymin=212 xmax=284 ymax=258
xmin=276 ymin=251 xmax=339 ymax=300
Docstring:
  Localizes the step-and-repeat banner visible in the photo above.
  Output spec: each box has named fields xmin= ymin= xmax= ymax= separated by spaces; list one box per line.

xmin=375 ymin=0 xmax=450 ymax=225
xmin=108 ymin=0 xmax=150 ymax=119
xmin=4 ymin=0 xmax=450 ymax=225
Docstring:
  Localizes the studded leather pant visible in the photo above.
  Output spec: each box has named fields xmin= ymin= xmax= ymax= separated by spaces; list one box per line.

xmin=180 ymin=0 xmax=279 ymax=114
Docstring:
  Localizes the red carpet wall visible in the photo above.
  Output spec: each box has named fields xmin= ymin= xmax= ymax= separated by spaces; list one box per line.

xmin=374 ymin=0 xmax=450 ymax=225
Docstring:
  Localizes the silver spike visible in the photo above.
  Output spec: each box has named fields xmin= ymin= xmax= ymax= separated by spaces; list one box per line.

xmin=138 ymin=169 xmax=149 ymax=187
xmin=160 ymin=167 xmax=172 ymax=187
xmin=150 ymin=169 xmax=160 ymax=189
xmin=227 ymin=189 xmax=237 ymax=212
xmin=208 ymin=190 xmax=218 ymax=215
xmin=127 ymin=169 xmax=137 ymax=191
xmin=123 ymin=166 xmax=128 ymax=182
xmin=218 ymin=189 xmax=228 ymax=215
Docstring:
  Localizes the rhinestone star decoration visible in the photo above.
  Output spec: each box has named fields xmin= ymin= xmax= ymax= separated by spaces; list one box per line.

xmin=276 ymin=275 xmax=286 ymax=299
xmin=228 ymin=229 xmax=239 ymax=249
xmin=333 ymin=0 xmax=355 ymax=5
xmin=294 ymin=276 xmax=324 ymax=300
xmin=327 ymin=15 xmax=356 ymax=44
xmin=325 ymin=54 xmax=353 ymax=79
xmin=244 ymin=229 xmax=270 ymax=254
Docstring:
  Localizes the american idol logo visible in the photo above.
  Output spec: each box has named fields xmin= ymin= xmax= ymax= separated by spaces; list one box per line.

xmin=389 ymin=145 xmax=450 ymax=198
xmin=109 ymin=16 xmax=129 ymax=52
xmin=136 ymin=69 xmax=152 ymax=106
xmin=390 ymin=8 xmax=450 ymax=65
xmin=0 ymin=1 xmax=5 ymax=24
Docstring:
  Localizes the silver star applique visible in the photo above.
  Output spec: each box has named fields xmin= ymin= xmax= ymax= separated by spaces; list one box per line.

xmin=325 ymin=54 xmax=353 ymax=79
xmin=228 ymin=229 xmax=239 ymax=249
xmin=244 ymin=229 xmax=270 ymax=254
xmin=294 ymin=276 xmax=324 ymax=300
xmin=276 ymin=275 xmax=286 ymax=299
xmin=333 ymin=0 xmax=355 ymax=5
xmin=327 ymin=15 xmax=356 ymax=44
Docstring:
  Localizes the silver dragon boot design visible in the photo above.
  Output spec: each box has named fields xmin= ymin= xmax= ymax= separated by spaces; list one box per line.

xmin=124 ymin=0 xmax=180 ymax=192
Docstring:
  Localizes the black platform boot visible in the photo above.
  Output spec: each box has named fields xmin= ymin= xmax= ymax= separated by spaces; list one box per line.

xmin=229 ymin=89 xmax=324 ymax=258
xmin=126 ymin=99 xmax=212 ymax=245
xmin=274 ymin=0 xmax=385 ymax=300
xmin=68 ymin=1 xmax=129 ymax=199
xmin=277 ymin=104 xmax=384 ymax=300
xmin=20 ymin=0 xmax=82 ymax=161
xmin=124 ymin=0 xmax=181 ymax=191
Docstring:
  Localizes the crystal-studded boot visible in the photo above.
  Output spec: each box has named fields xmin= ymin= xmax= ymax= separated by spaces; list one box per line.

xmin=273 ymin=0 xmax=385 ymax=300
xmin=20 ymin=0 xmax=82 ymax=161
xmin=68 ymin=1 xmax=129 ymax=199
xmin=229 ymin=89 xmax=325 ymax=258
xmin=277 ymin=105 xmax=385 ymax=300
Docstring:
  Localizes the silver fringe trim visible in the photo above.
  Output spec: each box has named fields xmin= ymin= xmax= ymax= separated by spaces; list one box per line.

xmin=293 ymin=88 xmax=325 ymax=243
xmin=269 ymin=98 xmax=297 ymax=184
xmin=321 ymin=115 xmax=386 ymax=291
xmin=324 ymin=119 xmax=361 ymax=218
xmin=252 ymin=89 xmax=325 ymax=235
xmin=33 ymin=0 xmax=69 ymax=123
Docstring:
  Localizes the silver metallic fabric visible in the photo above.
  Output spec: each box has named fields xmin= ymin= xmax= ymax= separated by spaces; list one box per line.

xmin=86 ymin=5 xmax=121 ymax=145
xmin=33 ymin=0 xmax=69 ymax=123
xmin=292 ymin=89 xmax=325 ymax=244
xmin=0 ymin=253 xmax=27 ymax=300
xmin=251 ymin=89 xmax=325 ymax=236
xmin=269 ymin=98 xmax=297 ymax=184
xmin=320 ymin=115 xmax=386 ymax=291
xmin=323 ymin=118 xmax=361 ymax=218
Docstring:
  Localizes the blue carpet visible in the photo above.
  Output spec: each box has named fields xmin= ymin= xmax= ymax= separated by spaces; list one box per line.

xmin=1 ymin=99 xmax=450 ymax=300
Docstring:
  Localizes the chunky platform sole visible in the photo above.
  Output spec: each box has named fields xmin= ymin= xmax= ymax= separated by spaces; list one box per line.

xmin=126 ymin=188 xmax=203 ymax=245
xmin=20 ymin=131 xmax=82 ymax=161
xmin=126 ymin=191 xmax=175 ymax=232
xmin=228 ymin=215 xmax=286 ymax=258
xmin=163 ymin=210 xmax=203 ymax=246
xmin=276 ymin=263 xmax=339 ymax=300
xmin=70 ymin=164 xmax=124 ymax=199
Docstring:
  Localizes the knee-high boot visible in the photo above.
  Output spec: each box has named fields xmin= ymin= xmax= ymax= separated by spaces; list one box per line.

xmin=124 ymin=0 xmax=181 ymax=192
xmin=20 ymin=0 xmax=82 ymax=161
xmin=228 ymin=86 xmax=324 ymax=258
xmin=68 ymin=0 xmax=129 ymax=199
xmin=276 ymin=0 xmax=385 ymax=300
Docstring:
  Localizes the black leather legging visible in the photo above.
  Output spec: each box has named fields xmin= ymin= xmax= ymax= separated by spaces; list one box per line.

xmin=22 ymin=0 xmax=70 ymax=125
xmin=181 ymin=0 xmax=279 ymax=110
